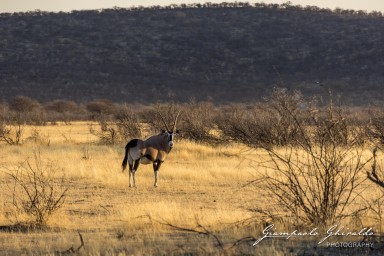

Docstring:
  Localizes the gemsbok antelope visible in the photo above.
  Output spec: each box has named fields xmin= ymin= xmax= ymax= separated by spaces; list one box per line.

xmin=121 ymin=111 xmax=181 ymax=188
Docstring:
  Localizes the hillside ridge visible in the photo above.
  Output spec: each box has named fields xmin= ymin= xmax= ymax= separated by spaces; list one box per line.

xmin=1 ymin=2 xmax=384 ymax=105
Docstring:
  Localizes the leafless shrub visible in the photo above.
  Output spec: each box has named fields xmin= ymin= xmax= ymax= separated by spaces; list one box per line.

xmin=44 ymin=99 xmax=78 ymax=113
xmin=147 ymin=214 xmax=270 ymax=253
xmin=0 ymin=119 xmax=24 ymax=145
xmin=261 ymin=144 xmax=370 ymax=226
xmin=0 ymin=108 xmax=49 ymax=145
xmin=142 ymin=102 xmax=219 ymax=144
xmin=148 ymin=215 xmax=224 ymax=250
xmin=10 ymin=96 xmax=47 ymax=125
xmin=367 ymin=110 xmax=384 ymax=145
xmin=142 ymin=102 xmax=181 ymax=133
xmin=218 ymin=89 xmax=306 ymax=147
xmin=267 ymin=88 xmax=305 ymax=145
xmin=89 ymin=118 xmax=119 ymax=145
xmin=44 ymin=99 xmax=79 ymax=124
xmin=264 ymin=100 xmax=371 ymax=225
xmin=367 ymin=147 xmax=384 ymax=188
xmin=217 ymin=104 xmax=273 ymax=146
xmin=115 ymin=105 xmax=142 ymax=140
xmin=89 ymin=106 xmax=142 ymax=145
xmin=3 ymin=152 xmax=69 ymax=227
xmin=24 ymin=127 xmax=51 ymax=146
xmin=86 ymin=99 xmax=116 ymax=117
xmin=354 ymin=192 xmax=384 ymax=235
xmin=227 ymin=90 xmax=371 ymax=225
xmin=179 ymin=101 xmax=219 ymax=144
xmin=26 ymin=110 xmax=47 ymax=126
xmin=57 ymin=232 xmax=85 ymax=254
xmin=368 ymin=195 xmax=384 ymax=235
xmin=11 ymin=95 xmax=41 ymax=113
xmin=219 ymin=89 xmax=365 ymax=148
xmin=309 ymin=97 xmax=363 ymax=146
xmin=0 ymin=101 xmax=9 ymax=119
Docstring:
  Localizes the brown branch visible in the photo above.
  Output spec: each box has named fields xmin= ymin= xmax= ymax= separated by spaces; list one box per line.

xmin=148 ymin=215 xmax=224 ymax=250
xmin=367 ymin=147 xmax=384 ymax=188
xmin=58 ymin=231 xmax=84 ymax=254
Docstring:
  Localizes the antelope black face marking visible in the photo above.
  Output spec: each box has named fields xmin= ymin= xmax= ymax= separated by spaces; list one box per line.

xmin=167 ymin=132 xmax=174 ymax=148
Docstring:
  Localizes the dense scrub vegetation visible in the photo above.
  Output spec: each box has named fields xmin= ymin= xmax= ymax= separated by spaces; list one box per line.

xmin=1 ymin=2 xmax=384 ymax=105
xmin=0 ymin=92 xmax=383 ymax=146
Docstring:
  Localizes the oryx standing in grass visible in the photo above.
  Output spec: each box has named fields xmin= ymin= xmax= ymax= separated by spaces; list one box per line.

xmin=121 ymin=111 xmax=181 ymax=188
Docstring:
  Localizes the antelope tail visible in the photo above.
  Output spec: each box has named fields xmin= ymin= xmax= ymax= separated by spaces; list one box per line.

xmin=122 ymin=144 xmax=129 ymax=171
xmin=122 ymin=139 xmax=139 ymax=171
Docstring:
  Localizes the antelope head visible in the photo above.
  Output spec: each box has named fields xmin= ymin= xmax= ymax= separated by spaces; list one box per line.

xmin=158 ymin=110 xmax=181 ymax=148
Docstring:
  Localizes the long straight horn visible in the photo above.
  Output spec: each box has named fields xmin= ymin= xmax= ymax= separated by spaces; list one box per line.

xmin=158 ymin=111 xmax=171 ymax=132
xmin=172 ymin=110 xmax=181 ymax=132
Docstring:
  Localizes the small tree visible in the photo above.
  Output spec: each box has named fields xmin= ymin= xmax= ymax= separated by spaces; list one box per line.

xmin=89 ymin=105 xmax=142 ymax=145
xmin=223 ymin=90 xmax=371 ymax=225
xmin=115 ymin=105 xmax=142 ymax=140
xmin=367 ymin=110 xmax=384 ymax=145
xmin=44 ymin=99 xmax=78 ymax=113
xmin=11 ymin=95 xmax=41 ymax=113
xmin=217 ymin=89 xmax=306 ymax=147
xmin=367 ymin=147 xmax=384 ymax=188
xmin=142 ymin=102 xmax=181 ymax=133
xmin=10 ymin=96 xmax=46 ymax=125
xmin=0 ymin=101 xmax=9 ymax=119
xmin=44 ymin=99 xmax=79 ymax=123
xmin=0 ymin=119 xmax=23 ymax=145
xmin=86 ymin=99 xmax=116 ymax=117
xmin=217 ymin=103 xmax=272 ymax=145
xmin=88 ymin=117 xmax=119 ymax=145
xmin=263 ymin=98 xmax=370 ymax=225
xmin=4 ymin=152 xmax=69 ymax=227
xmin=180 ymin=101 xmax=219 ymax=144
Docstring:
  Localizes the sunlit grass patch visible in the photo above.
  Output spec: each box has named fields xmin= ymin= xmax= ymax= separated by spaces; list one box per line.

xmin=0 ymin=122 xmax=383 ymax=254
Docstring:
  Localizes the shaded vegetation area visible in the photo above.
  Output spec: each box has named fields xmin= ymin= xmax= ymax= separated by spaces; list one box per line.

xmin=1 ymin=2 xmax=384 ymax=105
xmin=1 ymin=91 xmax=384 ymax=148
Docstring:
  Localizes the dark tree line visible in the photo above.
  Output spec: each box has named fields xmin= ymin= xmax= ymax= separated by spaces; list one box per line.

xmin=1 ymin=2 xmax=382 ymax=17
xmin=1 ymin=2 xmax=384 ymax=105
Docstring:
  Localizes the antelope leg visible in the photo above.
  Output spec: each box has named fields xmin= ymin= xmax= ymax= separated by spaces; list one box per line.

xmin=128 ymin=163 xmax=133 ymax=187
xmin=129 ymin=170 xmax=132 ymax=187
xmin=153 ymin=161 xmax=162 ymax=187
xmin=131 ymin=160 xmax=140 ymax=188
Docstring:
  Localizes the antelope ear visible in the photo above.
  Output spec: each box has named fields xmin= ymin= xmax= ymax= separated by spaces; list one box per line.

xmin=175 ymin=129 xmax=180 ymax=134
xmin=161 ymin=129 xmax=166 ymax=134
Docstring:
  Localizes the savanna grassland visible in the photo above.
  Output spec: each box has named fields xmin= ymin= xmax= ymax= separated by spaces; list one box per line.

xmin=0 ymin=123 xmax=260 ymax=255
xmin=0 ymin=122 xmax=383 ymax=255
xmin=2 ymin=2 xmax=384 ymax=255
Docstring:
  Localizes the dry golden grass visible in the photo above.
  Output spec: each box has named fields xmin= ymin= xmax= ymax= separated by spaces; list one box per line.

xmin=0 ymin=123 xmax=383 ymax=255
xmin=0 ymin=123 xmax=262 ymax=255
